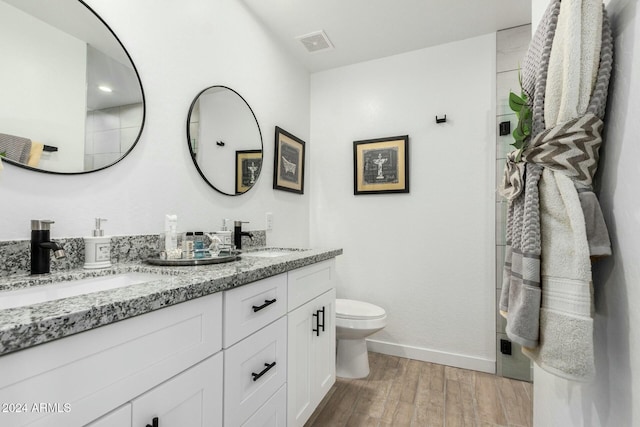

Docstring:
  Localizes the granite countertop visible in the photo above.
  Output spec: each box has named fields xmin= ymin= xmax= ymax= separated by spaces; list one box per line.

xmin=0 ymin=247 xmax=342 ymax=356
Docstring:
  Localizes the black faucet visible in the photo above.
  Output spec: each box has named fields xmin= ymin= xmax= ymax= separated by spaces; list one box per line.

xmin=233 ymin=220 xmax=253 ymax=250
xmin=31 ymin=220 xmax=66 ymax=275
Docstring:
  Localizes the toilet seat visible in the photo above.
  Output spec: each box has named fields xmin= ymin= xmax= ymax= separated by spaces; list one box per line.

xmin=336 ymin=299 xmax=386 ymax=320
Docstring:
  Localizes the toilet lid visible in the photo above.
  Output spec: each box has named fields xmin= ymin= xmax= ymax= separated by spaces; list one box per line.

xmin=336 ymin=299 xmax=386 ymax=320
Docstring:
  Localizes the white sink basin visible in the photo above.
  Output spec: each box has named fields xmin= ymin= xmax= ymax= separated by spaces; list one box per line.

xmin=0 ymin=272 xmax=163 ymax=310
xmin=241 ymin=250 xmax=293 ymax=258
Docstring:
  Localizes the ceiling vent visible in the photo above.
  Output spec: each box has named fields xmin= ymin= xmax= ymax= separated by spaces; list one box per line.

xmin=296 ymin=30 xmax=334 ymax=53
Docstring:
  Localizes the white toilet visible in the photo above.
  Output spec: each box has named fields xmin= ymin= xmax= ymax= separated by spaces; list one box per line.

xmin=335 ymin=299 xmax=387 ymax=378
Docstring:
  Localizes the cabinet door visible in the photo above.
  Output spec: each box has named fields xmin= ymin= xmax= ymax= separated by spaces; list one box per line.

xmin=131 ymin=352 xmax=223 ymax=427
xmin=287 ymin=289 xmax=336 ymax=427
xmin=242 ymin=384 xmax=287 ymax=427
xmin=312 ymin=288 xmax=336 ymax=402
xmin=287 ymin=298 xmax=315 ymax=427
xmin=85 ymin=404 xmax=131 ymax=427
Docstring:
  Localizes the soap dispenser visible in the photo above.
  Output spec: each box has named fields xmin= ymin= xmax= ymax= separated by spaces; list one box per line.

xmin=214 ymin=218 xmax=232 ymax=246
xmin=84 ymin=218 xmax=112 ymax=269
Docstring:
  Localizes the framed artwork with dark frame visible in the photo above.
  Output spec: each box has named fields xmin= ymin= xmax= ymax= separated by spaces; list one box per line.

xmin=273 ymin=126 xmax=305 ymax=194
xmin=236 ymin=150 xmax=262 ymax=194
xmin=353 ymin=135 xmax=409 ymax=195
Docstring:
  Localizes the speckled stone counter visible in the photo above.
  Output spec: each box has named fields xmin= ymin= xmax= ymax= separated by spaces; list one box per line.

xmin=0 ymin=247 xmax=342 ymax=356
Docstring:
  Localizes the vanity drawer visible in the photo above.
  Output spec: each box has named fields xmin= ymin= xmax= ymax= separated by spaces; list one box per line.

xmin=224 ymin=316 xmax=287 ymax=426
xmin=223 ymin=273 xmax=287 ymax=348
xmin=0 ymin=293 xmax=222 ymax=427
xmin=242 ymin=384 xmax=287 ymax=427
xmin=288 ymin=259 xmax=335 ymax=311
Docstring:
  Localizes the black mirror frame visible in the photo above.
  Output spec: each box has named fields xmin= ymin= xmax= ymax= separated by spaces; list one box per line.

xmin=186 ymin=85 xmax=263 ymax=196
xmin=2 ymin=0 xmax=146 ymax=175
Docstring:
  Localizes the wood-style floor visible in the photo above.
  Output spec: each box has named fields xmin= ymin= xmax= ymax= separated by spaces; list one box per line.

xmin=305 ymin=352 xmax=532 ymax=427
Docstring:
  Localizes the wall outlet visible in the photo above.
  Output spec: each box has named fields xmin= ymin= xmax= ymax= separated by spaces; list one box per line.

xmin=265 ymin=212 xmax=273 ymax=231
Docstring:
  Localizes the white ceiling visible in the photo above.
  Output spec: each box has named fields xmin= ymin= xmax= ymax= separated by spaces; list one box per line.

xmin=241 ymin=0 xmax=532 ymax=72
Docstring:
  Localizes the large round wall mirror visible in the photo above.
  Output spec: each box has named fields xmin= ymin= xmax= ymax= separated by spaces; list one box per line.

xmin=187 ymin=86 xmax=263 ymax=196
xmin=0 ymin=0 xmax=145 ymax=174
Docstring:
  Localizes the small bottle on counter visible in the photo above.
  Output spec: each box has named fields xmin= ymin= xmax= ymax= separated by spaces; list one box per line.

xmin=183 ymin=232 xmax=195 ymax=259
xmin=194 ymin=231 xmax=205 ymax=259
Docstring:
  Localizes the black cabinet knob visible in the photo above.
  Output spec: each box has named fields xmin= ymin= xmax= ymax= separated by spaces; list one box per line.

xmin=146 ymin=417 xmax=159 ymax=427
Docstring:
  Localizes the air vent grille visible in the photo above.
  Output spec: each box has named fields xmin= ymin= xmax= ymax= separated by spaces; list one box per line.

xmin=296 ymin=30 xmax=334 ymax=53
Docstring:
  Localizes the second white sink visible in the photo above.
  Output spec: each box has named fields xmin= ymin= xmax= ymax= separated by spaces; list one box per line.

xmin=0 ymin=272 xmax=164 ymax=310
xmin=241 ymin=250 xmax=294 ymax=258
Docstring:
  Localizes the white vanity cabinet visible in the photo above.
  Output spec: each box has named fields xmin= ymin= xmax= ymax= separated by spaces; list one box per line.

xmin=0 ymin=293 xmax=223 ymax=427
xmin=287 ymin=260 xmax=336 ymax=427
xmin=0 ymin=256 xmax=338 ymax=427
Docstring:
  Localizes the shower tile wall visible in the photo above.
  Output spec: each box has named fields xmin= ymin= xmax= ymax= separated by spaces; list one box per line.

xmin=85 ymin=103 xmax=143 ymax=170
xmin=495 ymin=24 xmax=532 ymax=382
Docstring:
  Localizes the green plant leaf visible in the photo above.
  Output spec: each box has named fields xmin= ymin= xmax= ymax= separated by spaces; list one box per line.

xmin=509 ymin=92 xmax=526 ymax=112
xmin=513 ymin=126 xmax=525 ymax=141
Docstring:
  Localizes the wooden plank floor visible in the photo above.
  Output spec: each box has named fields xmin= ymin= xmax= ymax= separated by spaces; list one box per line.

xmin=305 ymin=352 xmax=532 ymax=427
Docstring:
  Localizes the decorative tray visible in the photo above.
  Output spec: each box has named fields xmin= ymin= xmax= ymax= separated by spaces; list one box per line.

xmin=145 ymin=254 xmax=239 ymax=266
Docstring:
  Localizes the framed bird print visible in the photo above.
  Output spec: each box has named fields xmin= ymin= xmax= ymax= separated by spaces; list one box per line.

xmin=273 ymin=126 xmax=305 ymax=194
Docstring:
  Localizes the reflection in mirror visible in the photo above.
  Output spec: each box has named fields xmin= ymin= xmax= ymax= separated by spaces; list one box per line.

xmin=187 ymin=86 xmax=263 ymax=196
xmin=0 ymin=0 xmax=145 ymax=174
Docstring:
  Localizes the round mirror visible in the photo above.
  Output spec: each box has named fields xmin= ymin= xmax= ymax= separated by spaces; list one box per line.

xmin=0 ymin=0 xmax=145 ymax=174
xmin=187 ymin=86 xmax=263 ymax=196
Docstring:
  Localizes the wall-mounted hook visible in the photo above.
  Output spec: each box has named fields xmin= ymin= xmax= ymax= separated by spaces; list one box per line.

xmin=435 ymin=115 xmax=447 ymax=124
xmin=216 ymin=141 xmax=225 ymax=147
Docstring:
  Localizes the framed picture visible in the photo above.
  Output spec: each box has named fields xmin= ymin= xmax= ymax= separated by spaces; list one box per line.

xmin=353 ymin=135 xmax=409 ymax=195
xmin=273 ymin=126 xmax=305 ymax=194
xmin=236 ymin=150 xmax=262 ymax=194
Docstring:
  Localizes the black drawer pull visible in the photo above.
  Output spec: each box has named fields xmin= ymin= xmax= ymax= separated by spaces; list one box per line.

xmin=319 ymin=306 xmax=326 ymax=332
xmin=312 ymin=306 xmax=325 ymax=336
xmin=252 ymin=361 xmax=276 ymax=381
xmin=252 ymin=298 xmax=276 ymax=312
xmin=146 ymin=417 xmax=159 ymax=427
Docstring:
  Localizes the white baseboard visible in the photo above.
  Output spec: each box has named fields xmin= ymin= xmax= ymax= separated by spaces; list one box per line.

xmin=366 ymin=339 xmax=496 ymax=374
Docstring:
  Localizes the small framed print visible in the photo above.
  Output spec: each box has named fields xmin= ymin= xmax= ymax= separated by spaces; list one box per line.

xmin=236 ymin=150 xmax=262 ymax=194
xmin=273 ymin=126 xmax=305 ymax=194
xmin=353 ymin=135 xmax=409 ymax=195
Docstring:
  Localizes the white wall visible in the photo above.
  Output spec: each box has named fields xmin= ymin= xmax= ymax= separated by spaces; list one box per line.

xmin=0 ymin=1 xmax=86 ymax=172
xmin=0 ymin=0 xmax=311 ymax=248
xmin=531 ymin=0 xmax=640 ymax=425
xmin=309 ymin=34 xmax=497 ymax=372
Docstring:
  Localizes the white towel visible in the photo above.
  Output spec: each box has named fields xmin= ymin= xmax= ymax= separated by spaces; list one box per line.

xmin=528 ymin=0 xmax=604 ymax=382
xmin=523 ymin=169 xmax=595 ymax=381
xmin=544 ymin=0 xmax=602 ymax=127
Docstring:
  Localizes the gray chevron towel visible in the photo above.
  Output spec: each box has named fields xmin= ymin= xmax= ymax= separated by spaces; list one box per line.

xmin=503 ymin=113 xmax=603 ymax=199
